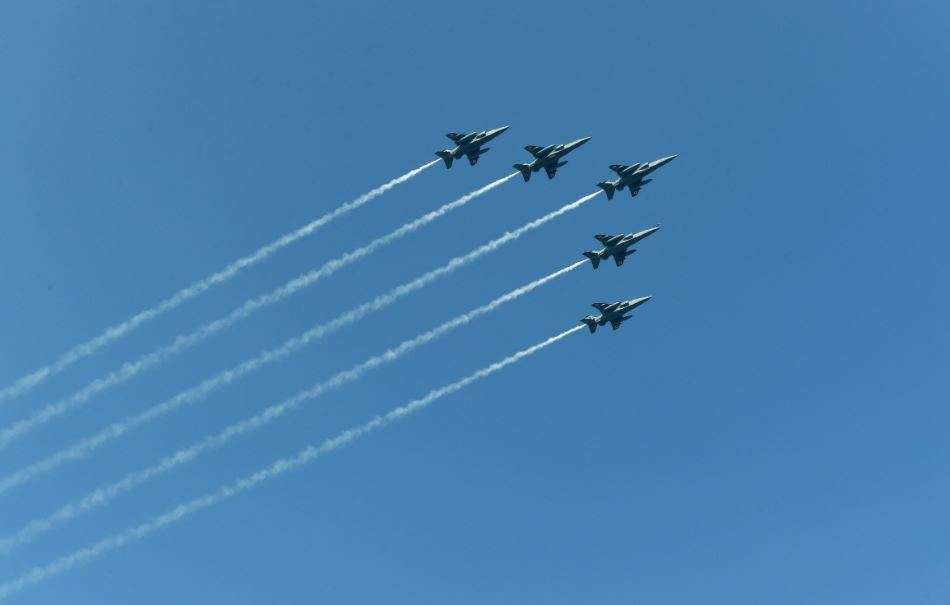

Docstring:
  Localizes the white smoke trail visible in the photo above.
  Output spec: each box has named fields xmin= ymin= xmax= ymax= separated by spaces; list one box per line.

xmin=0 ymin=160 xmax=440 ymax=405
xmin=0 ymin=191 xmax=600 ymax=497
xmin=0 ymin=172 xmax=518 ymax=450
xmin=0 ymin=325 xmax=583 ymax=600
xmin=0 ymin=260 xmax=588 ymax=555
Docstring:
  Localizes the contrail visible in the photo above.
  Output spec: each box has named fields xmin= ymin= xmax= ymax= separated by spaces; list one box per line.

xmin=0 ymin=191 xmax=600 ymax=497
xmin=0 ymin=160 xmax=440 ymax=405
xmin=0 ymin=260 xmax=588 ymax=555
xmin=0 ymin=172 xmax=519 ymax=450
xmin=0 ymin=325 xmax=583 ymax=600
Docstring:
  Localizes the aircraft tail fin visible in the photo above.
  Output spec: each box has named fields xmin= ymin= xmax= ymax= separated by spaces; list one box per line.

xmin=435 ymin=150 xmax=454 ymax=169
xmin=597 ymin=181 xmax=616 ymax=200
xmin=581 ymin=316 xmax=598 ymax=334
xmin=513 ymin=163 xmax=532 ymax=182
xmin=582 ymin=251 xmax=601 ymax=269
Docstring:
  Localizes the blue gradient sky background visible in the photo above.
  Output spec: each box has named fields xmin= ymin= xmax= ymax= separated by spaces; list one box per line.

xmin=1 ymin=1 xmax=948 ymax=603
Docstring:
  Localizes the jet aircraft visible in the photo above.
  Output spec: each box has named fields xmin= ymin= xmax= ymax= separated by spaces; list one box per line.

xmin=513 ymin=136 xmax=591 ymax=181
xmin=580 ymin=296 xmax=652 ymax=333
xmin=435 ymin=126 xmax=510 ymax=168
xmin=596 ymin=154 xmax=677 ymax=199
xmin=582 ymin=226 xmax=660 ymax=269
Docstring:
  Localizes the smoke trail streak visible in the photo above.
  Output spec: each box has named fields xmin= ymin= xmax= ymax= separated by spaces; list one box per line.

xmin=0 ymin=172 xmax=518 ymax=450
xmin=0 ymin=191 xmax=600 ymax=498
xmin=0 ymin=259 xmax=588 ymax=555
xmin=0 ymin=160 xmax=439 ymax=405
xmin=0 ymin=326 xmax=583 ymax=600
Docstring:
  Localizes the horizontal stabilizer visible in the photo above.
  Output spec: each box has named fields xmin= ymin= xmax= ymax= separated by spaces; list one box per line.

xmin=581 ymin=316 xmax=598 ymax=334
xmin=513 ymin=163 xmax=532 ymax=182
xmin=597 ymin=181 xmax=616 ymax=200
xmin=582 ymin=251 xmax=601 ymax=269
xmin=435 ymin=150 xmax=454 ymax=169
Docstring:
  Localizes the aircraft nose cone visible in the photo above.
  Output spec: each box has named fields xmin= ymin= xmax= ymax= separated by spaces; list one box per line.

xmin=629 ymin=225 xmax=660 ymax=242
xmin=575 ymin=136 xmax=592 ymax=146
xmin=656 ymin=154 xmax=677 ymax=166
xmin=630 ymin=295 xmax=653 ymax=307
xmin=492 ymin=125 xmax=511 ymax=135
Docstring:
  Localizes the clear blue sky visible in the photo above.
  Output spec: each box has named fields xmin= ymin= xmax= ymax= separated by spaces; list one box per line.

xmin=1 ymin=1 xmax=948 ymax=603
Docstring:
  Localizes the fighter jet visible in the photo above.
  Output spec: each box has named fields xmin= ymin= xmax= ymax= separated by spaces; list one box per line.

xmin=435 ymin=126 xmax=510 ymax=168
xmin=596 ymin=155 xmax=677 ymax=200
xmin=580 ymin=296 xmax=652 ymax=333
xmin=513 ymin=136 xmax=591 ymax=181
xmin=582 ymin=226 xmax=660 ymax=269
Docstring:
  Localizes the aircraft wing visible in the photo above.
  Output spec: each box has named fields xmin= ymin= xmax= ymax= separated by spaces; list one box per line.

xmin=629 ymin=178 xmax=651 ymax=197
xmin=609 ymin=164 xmax=631 ymax=175
xmin=591 ymin=302 xmax=612 ymax=312
xmin=446 ymin=132 xmax=464 ymax=143
xmin=613 ymin=251 xmax=627 ymax=266
xmin=610 ymin=318 xmax=624 ymax=330
xmin=594 ymin=234 xmax=615 ymax=245
xmin=525 ymin=144 xmax=545 ymax=158
xmin=543 ymin=163 xmax=559 ymax=179
xmin=465 ymin=146 xmax=490 ymax=165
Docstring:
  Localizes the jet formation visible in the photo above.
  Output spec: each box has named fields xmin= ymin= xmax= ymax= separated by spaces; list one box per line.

xmin=433 ymin=126 xmax=676 ymax=335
